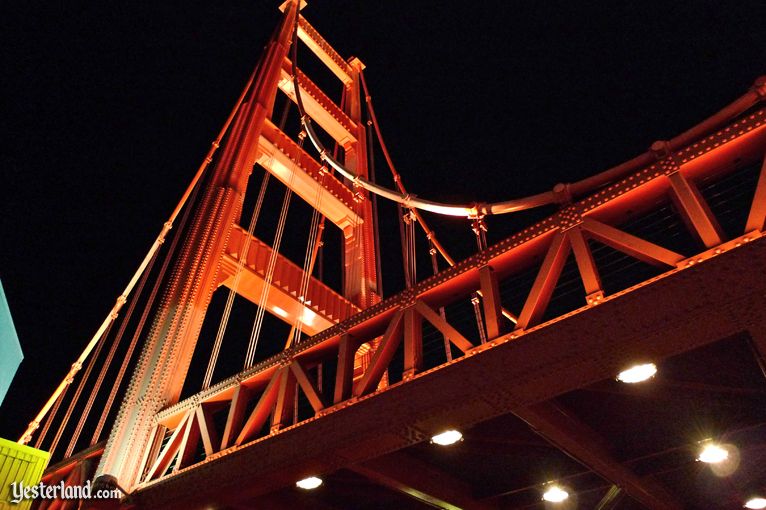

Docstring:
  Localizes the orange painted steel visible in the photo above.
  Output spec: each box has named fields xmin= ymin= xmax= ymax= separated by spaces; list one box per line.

xmin=142 ymin=106 xmax=766 ymax=493
xmin=16 ymin=40 xmax=264 ymax=448
xmin=221 ymin=225 xmax=358 ymax=334
xmin=257 ymin=118 xmax=359 ymax=229
xmin=137 ymin=235 xmax=766 ymax=509
xmin=94 ymin=2 xmax=303 ymax=489
xmin=29 ymin=3 xmax=766 ymax=508
xmin=295 ymin=15 xmax=353 ymax=84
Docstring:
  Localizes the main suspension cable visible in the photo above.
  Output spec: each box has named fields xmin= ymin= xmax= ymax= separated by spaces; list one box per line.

xmin=66 ymin=240 xmax=158 ymax=457
xmin=49 ymin=321 xmax=112 ymax=457
xmin=290 ymin=12 xmax=765 ymax=221
xmin=19 ymin=51 xmax=266 ymax=445
xmin=92 ymin=169 xmax=205 ymax=445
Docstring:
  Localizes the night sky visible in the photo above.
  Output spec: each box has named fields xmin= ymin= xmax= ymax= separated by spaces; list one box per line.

xmin=1 ymin=1 xmax=764 ymax=444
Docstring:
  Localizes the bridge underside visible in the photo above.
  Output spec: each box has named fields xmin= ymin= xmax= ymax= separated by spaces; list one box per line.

xmin=131 ymin=235 xmax=766 ymax=509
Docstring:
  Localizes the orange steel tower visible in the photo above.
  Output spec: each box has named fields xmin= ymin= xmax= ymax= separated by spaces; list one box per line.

xmin=95 ymin=0 xmax=378 ymax=491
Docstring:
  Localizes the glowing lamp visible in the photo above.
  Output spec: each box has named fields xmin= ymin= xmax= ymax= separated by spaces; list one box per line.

xmin=431 ymin=430 xmax=462 ymax=446
xmin=296 ymin=476 xmax=322 ymax=490
xmin=698 ymin=443 xmax=729 ymax=464
xmin=542 ymin=485 xmax=569 ymax=503
xmin=745 ymin=497 xmax=766 ymax=509
xmin=616 ymin=363 xmax=657 ymax=383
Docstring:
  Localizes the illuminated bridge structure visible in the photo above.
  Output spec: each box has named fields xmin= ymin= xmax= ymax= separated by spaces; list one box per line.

xmin=23 ymin=2 xmax=766 ymax=509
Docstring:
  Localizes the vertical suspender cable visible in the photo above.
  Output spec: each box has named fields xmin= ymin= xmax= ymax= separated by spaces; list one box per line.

xmin=406 ymin=210 xmax=417 ymax=285
xmin=203 ymin=100 xmax=292 ymax=388
xmin=359 ymin=70 xmax=517 ymax=325
xmin=244 ymin=135 xmax=302 ymax=368
xmin=397 ymin=203 xmax=411 ymax=288
xmin=366 ymin=118 xmax=383 ymax=296
xmin=203 ymin=171 xmax=269 ymax=387
xmin=428 ymin=240 xmax=452 ymax=362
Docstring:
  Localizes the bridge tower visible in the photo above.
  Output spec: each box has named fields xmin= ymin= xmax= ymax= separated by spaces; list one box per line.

xmin=15 ymin=2 xmax=766 ymax=508
xmin=95 ymin=0 xmax=378 ymax=490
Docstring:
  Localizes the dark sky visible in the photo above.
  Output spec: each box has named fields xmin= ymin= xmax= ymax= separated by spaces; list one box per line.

xmin=1 ymin=1 xmax=764 ymax=442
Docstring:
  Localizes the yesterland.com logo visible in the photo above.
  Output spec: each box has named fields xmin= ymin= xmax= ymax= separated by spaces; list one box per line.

xmin=8 ymin=480 xmax=121 ymax=504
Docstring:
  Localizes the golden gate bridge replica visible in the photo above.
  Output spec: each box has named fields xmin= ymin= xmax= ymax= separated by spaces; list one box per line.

xmin=12 ymin=1 xmax=766 ymax=508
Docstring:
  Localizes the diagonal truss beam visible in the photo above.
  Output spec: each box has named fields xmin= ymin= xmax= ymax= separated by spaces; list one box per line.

xmin=221 ymin=225 xmax=358 ymax=336
xmin=516 ymin=231 xmax=570 ymax=330
xmin=131 ymin=237 xmax=766 ymax=508
xmin=236 ymin=370 xmax=284 ymax=446
xmin=514 ymin=402 xmax=683 ymax=510
xmin=290 ymin=361 xmax=326 ymax=412
xmin=145 ymin=411 xmax=191 ymax=481
xmin=582 ymin=218 xmax=684 ymax=267
xmin=355 ymin=310 xmax=404 ymax=397
xmin=414 ymin=300 xmax=474 ymax=352
xmin=668 ymin=171 xmax=724 ymax=248
xmin=352 ymin=451 xmax=498 ymax=510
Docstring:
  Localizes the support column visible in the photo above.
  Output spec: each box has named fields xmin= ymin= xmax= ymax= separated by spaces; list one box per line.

xmin=95 ymin=2 xmax=301 ymax=490
xmin=342 ymin=58 xmax=380 ymax=309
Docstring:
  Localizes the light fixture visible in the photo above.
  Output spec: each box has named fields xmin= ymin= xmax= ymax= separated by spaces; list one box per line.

xmin=542 ymin=485 xmax=569 ymax=503
xmin=616 ymin=363 xmax=657 ymax=383
xmin=431 ymin=429 xmax=462 ymax=446
xmin=273 ymin=305 xmax=289 ymax=318
xmin=745 ymin=497 xmax=766 ymax=509
xmin=698 ymin=443 xmax=729 ymax=464
xmin=296 ymin=476 xmax=322 ymax=490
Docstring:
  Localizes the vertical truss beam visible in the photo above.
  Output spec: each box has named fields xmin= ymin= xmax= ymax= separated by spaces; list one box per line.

xmin=221 ymin=385 xmax=251 ymax=450
xmin=272 ymin=366 xmax=297 ymax=432
xmin=570 ymin=226 xmax=603 ymax=297
xmin=479 ymin=266 xmax=506 ymax=339
xmin=403 ymin=307 xmax=423 ymax=379
xmin=334 ymin=334 xmax=356 ymax=404
xmin=196 ymin=405 xmax=219 ymax=457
